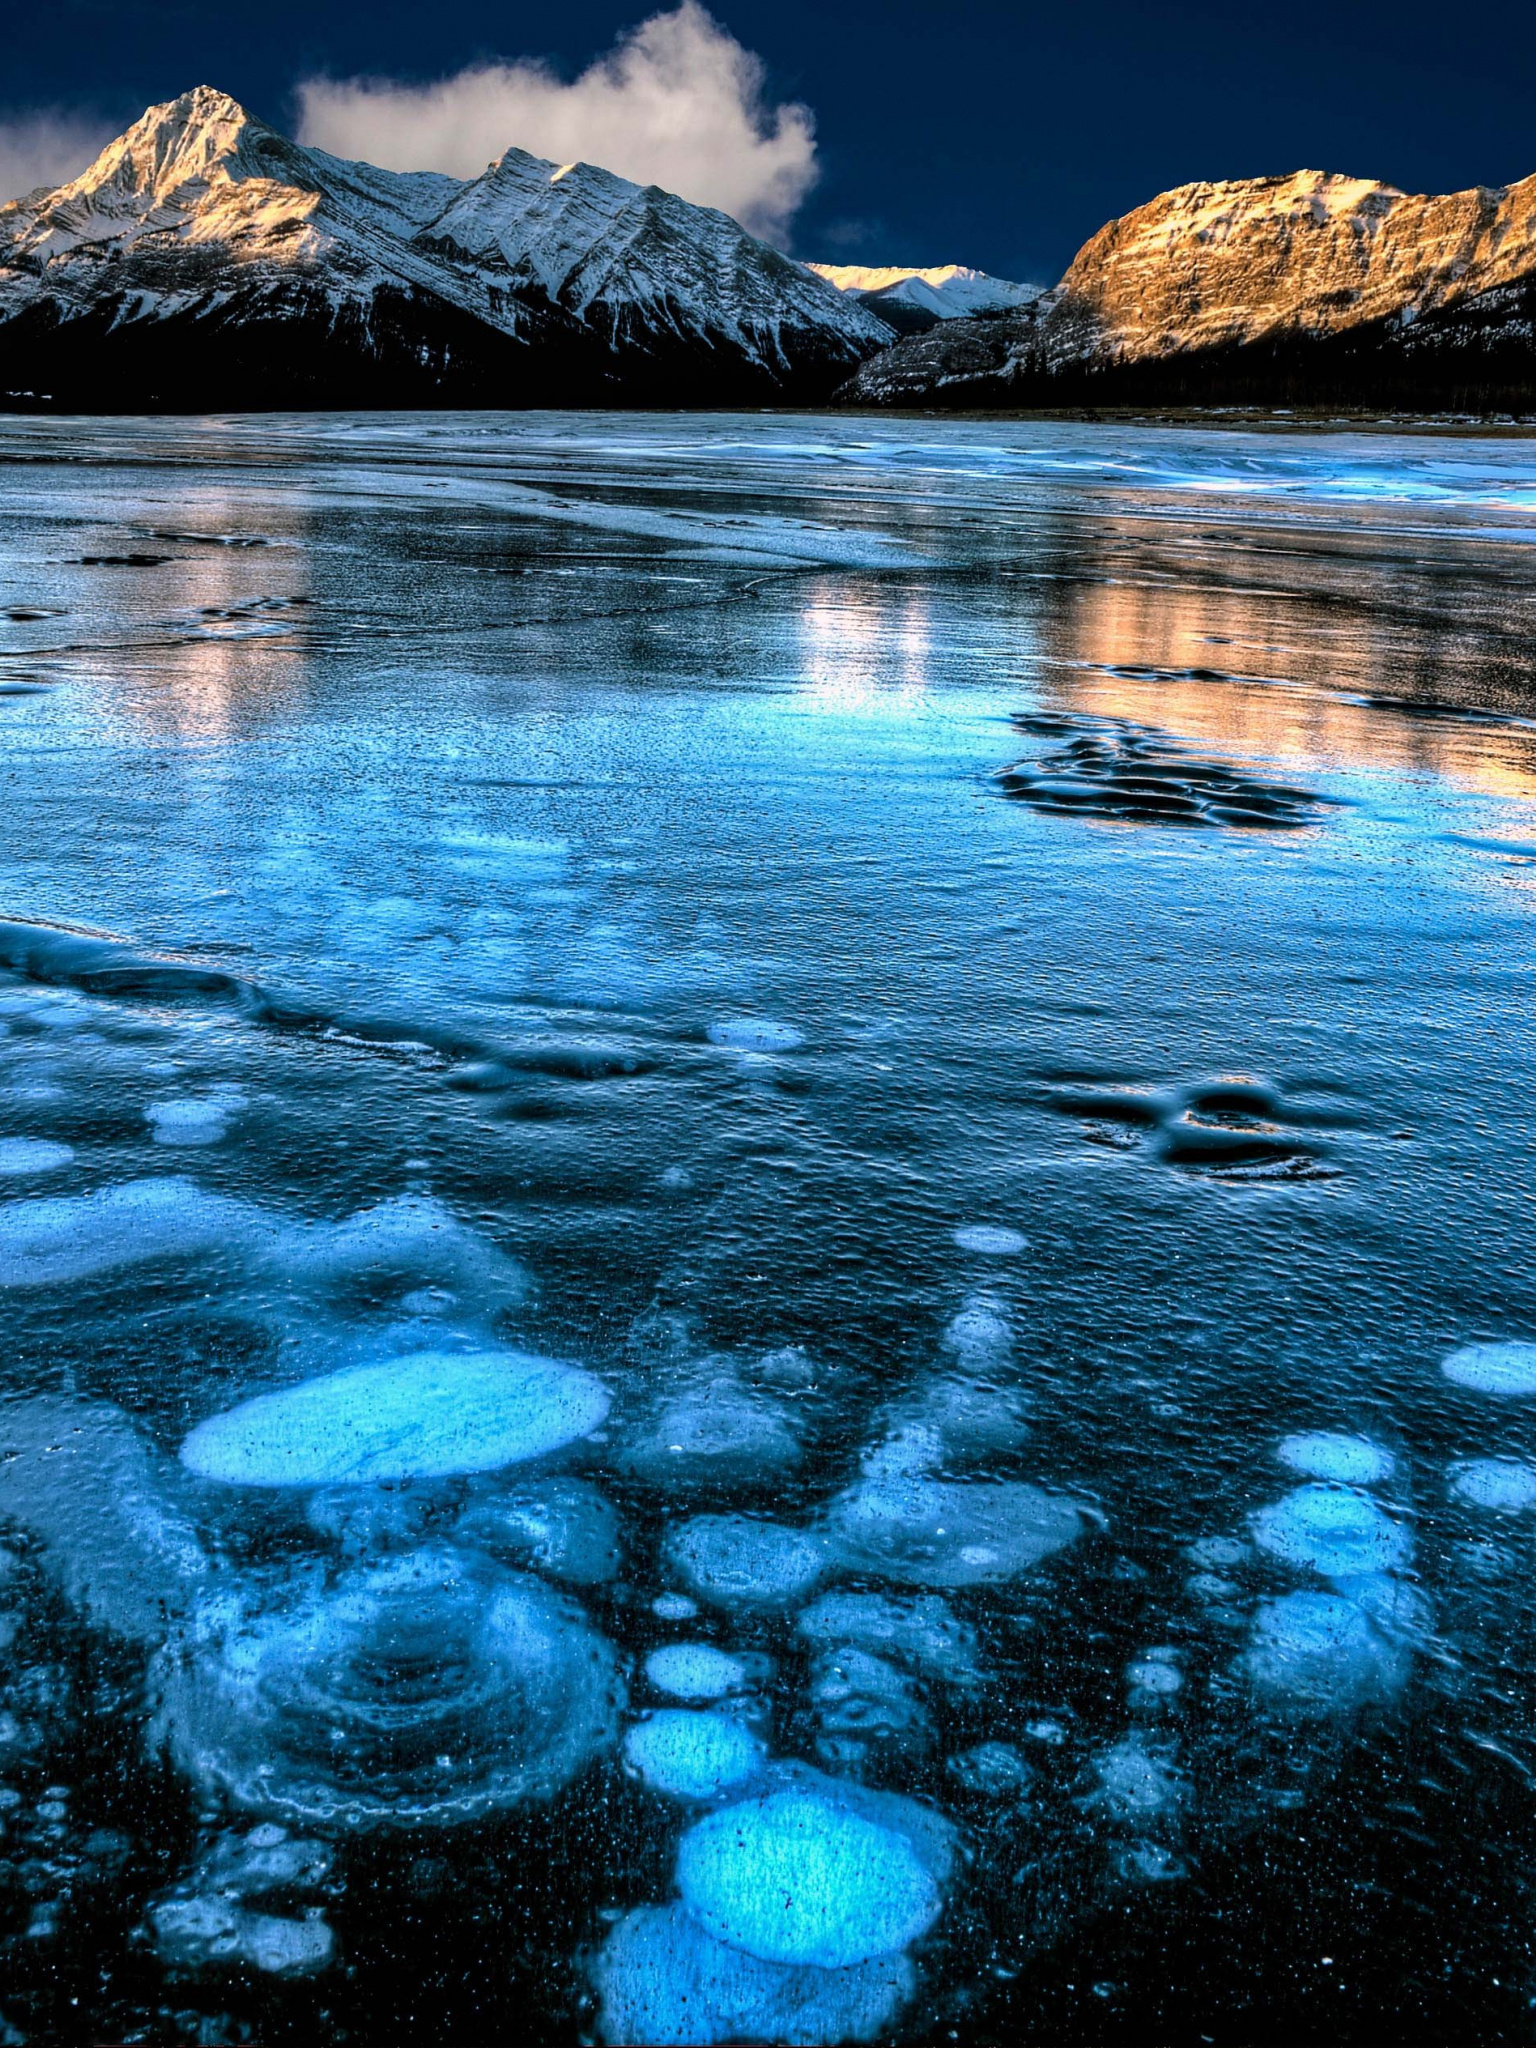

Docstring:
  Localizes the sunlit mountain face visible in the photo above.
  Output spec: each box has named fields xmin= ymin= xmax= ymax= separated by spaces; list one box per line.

xmin=2 ymin=411 xmax=1536 ymax=2043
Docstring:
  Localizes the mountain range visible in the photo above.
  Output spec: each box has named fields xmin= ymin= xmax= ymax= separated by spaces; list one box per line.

xmin=0 ymin=86 xmax=893 ymax=408
xmin=842 ymin=168 xmax=1536 ymax=411
xmin=2 ymin=90 xmax=1535 ymax=413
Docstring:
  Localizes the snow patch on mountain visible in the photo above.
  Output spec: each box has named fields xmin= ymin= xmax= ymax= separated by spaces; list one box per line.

xmin=807 ymin=262 xmax=1039 ymax=320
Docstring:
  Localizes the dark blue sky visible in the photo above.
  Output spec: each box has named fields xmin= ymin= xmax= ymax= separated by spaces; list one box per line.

xmin=8 ymin=0 xmax=1536 ymax=281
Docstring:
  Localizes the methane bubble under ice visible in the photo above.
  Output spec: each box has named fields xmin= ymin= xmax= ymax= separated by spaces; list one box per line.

xmin=1251 ymin=1485 xmax=1412 ymax=1578
xmin=1277 ymin=1433 xmax=1395 ymax=1485
xmin=1442 ymin=1342 xmax=1536 ymax=1396
xmin=594 ymin=1901 xmax=914 ymax=2047
xmin=951 ymin=1224 xmax=1027 ymax=1255
xmin=675 ymin=1769 xmax=953 ymax=1969
xmin=180 ymin=1350 xmax=611 ymax=1487
xmin=706 ymin=1019 xmax=805 ymax=1053
xmin=0 ymin=1138 xmax=74 ymax=1176
xmin=1449 ymin=1458 xmax=1536 ymax=1510
xmin=645 ymin=1644 xmax=752 ymax=1701
xmin=663 ymin=1516 xmax=828 ymax=1609
xmin=624 ymin=1710 xmax=766 ymax=1801
xmin=1242 ymin=1589 xmax=1410 ymax=1710
xmin=0 ymin=1398 xmax=208 ymax=1643
xmin=0 ymin=1177 xmax=254 ymax=1288
xmin=154 ymin=1548 xmax=622 ymax=1830
xmin=825 ymin=1467 xmax=1083 ymax=1587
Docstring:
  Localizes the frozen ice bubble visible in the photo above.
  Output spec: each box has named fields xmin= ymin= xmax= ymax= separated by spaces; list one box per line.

xmin=952 ymin=1224 xmax=1027 ymax=1256
xmin=645 ymin=1643 xmax=750 ymax=1701
xmin=653 ymin=1593 xmax=699 ymax=1621
xmin=1242 ymin=1589 xmax=1408 ymax=1709
xmin=808 ymin=1647 xmax=931 ymax=1771
xmin=594 ymin=1901 xmax=914 ymax=2047
xmin=826 ymin=1471 xmax=1083 ymax=1587
xmin=456 ymin=1479 xmax=621 ymax=1584
xmin=239 ymin=1913 xmax=336 ymax=1976
xmin=946 ymin=1741 xmax=1032 ymax=1797
xmin=0 ymin=1139 xmax=73 ymax=1176
xmin=707 ymin=1018 xmax=805 ymax=1053
xmin=156 ymin=1548 xmax=621 ymax=1829
xmin=1126 ymin=1659 xmax=1182 ymax=1696
xmin=1091 ymin=1735 xmax=1185 ymax=1822
xmin=624 ymin=1710 xmax=766 ymax=1801
xmin=796 ymin=1591 xmax=979 ymax=1683
xmin=620 ymin=1377 xmax=801 ymax=1488
xmin=1277 ymin=1433 xmax=1394 ymax=1486
xmin=942 ymin=1294 xmax=1012 ymax=1365
xmin=0 ymin=1176 xmax=249 ymax=1288
xmin=145 ymin=1098 xmax=233 ymax=1147
xmin=676 ymin=1781 xmax=948 ymax=1969
xmin=181 ymin=1348 xmax=611 ymax=1487
xmin=1449 ymin=1458 xmax=1536 ymax=1511
xmin=1442 ymin=1342 xmax=1536 ymax=1396
xmin=664 ymin=1516 xmax=828 ymax=1609
xmin=1251 ymin=1485 xmax=1411 ymax=1579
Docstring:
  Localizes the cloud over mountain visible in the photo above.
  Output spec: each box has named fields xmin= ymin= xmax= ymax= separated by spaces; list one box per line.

xmin=295 ymin=3 xmax=817 ymax=244
xmin=0 ymin=110 xmax=117 ymax=206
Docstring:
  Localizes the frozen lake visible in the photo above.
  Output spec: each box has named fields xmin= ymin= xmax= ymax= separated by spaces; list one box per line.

xmin=2 ymin=411 xmax=1536 ymax=2042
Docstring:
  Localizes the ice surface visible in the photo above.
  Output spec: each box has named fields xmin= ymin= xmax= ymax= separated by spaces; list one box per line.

xmin=155 ymin=1548 xmax=621 ymax=1829
xmin=594 ymin=1901 xmax=914 ymax=2047
xmin=663 ymin=1516 xmax=828 ymax=1609
xmin=826 ymin=1469 xmax=1083 ymax=1586
xmin=645 ymin=1644 xmax=751 ymax=1701
xmin=0 ymin=1138 xmax=74 ymax=1175
xmin=1243 ymin=1589 xmax=1409 ymax=1709
xmin=1442 ymin=1342 xmax=1536 ymax=1396
xmin=1449 ymin=1458 xmax=1536 ymax=1510
xmin=1277 ymin=1433 xmax=1395 ymax=1485
xmin=624 ymin=1710 xmax=766 ymax=1801
xmin=675 ymin=1776 xmax=951 ymax=1969
xmin=1251 ymin=1485 xmax=1412 ymax=1578
xmin=181 ymin=1349 xmax=611 ymax=1487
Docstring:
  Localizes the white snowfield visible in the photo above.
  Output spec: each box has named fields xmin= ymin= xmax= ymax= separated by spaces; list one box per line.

xmin=806 ymin=261 xmax=1041 ymax=319
xmin=0 ymin=85 xmax=892 ymax=375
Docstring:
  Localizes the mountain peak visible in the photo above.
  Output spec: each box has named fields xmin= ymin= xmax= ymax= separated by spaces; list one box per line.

xmin=59 ymin=86 xmax=290 ymax=212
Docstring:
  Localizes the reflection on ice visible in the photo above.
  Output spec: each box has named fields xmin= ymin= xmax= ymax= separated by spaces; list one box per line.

xmin=156 ymin=1548 xmax=622 ymax=1829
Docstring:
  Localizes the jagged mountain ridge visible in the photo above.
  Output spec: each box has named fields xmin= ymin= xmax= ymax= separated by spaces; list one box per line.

xmin=842 ymin=168 xmax=1536 ymax=411
xmin=0 ymin=86 xmax=894 ymax=409
xmin=806 ymin=263 xmax=1040 ymax=335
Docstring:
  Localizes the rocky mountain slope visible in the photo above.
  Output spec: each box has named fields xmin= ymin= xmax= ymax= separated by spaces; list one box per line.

xmin=0 ymin=87 xmax=894 ymax=409
xmin=842 ymin=168 xmax=1536 ymax=411
xmin=806 ymin=262 xmax=1039 ymax=335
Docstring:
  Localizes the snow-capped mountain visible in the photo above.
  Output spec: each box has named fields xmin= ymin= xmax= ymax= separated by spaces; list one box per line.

xmin=842 ymin=168 xmax=1536 ymax=411
xmin=806 ymin=263 xmax=1039 ymax=334
xmin=0 ymin=87 xmax=894 ymax=408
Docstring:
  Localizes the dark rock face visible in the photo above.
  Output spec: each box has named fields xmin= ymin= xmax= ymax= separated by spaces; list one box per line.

xmin=0 ymin=87 xmax=893 ymax=412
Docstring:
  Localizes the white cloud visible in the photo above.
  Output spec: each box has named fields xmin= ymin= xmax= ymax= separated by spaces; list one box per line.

xmin=295 ymin=3 xmax=818 ymax=244
xmin=0 ymin=111 xmax=115 ymax=206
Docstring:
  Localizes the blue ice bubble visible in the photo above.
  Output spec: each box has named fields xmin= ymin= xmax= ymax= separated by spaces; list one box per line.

xmin=155 ymin=1547 xmax=621 ymax=1829
xmin=181 ymin=1349 xmax=610 ymax=1487
xmin=594 ymin=1901 xmax=914 ymax=2047
xmin=1277 ymin=1432 xmax=1395 ymax=1486
xmin=795 ymin=1591 xmax=979 ymax=1684
xmin=952 ymin=1224 xmax=1027 ymax=1256
xmin=664 ymin=1516 xmax=828 ymax=1609
xmin=1242 ymin=1589 xmax=1409 ymax=1709
xmin=676 ymin=1778 xmax=950 ymax=1969
xmin=282 ymin=1194 xmax=526 ymax=1310
xmin=0 ymin=1139 xmax=73 ymax=1176
xmin=623 ymin=1711 xmax=766 ymax=1801
xmin=620 ymin=1376 xmax=801 ymax=1488
xmin=1251 ymin=1485 xmax=1411 ymax=1578
xmin=1449 ymin=1458 xmax=1536 ymax=1511
xmin=0 ymin=1398 xmax=208 ymax=1644
xmin=145 ymin=1098 xmax=234 ymax=1147
xmin=653 ymin=1593 xmax=699 ymax=1621
xmin=0 ymin=1176 xmax=250 ymax=1288
xmin=706 ymin=1018 xmax=805 ymax=1053
xmin=456 ymin=1479 xmax=621 ymax=1584
xmin=826 ymin=1470 xmax=1083 ymax=1587
xmin=946 ymin=1742 xmax=1032 ymax=1797
xmin=644 ymin=1643 xmax=750 ymax=1701
xmin=1442 ymin=1342 xmax=1536 ymax=1396
xmin=1091 ymin=1735 xmax=1185 ymax=1822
